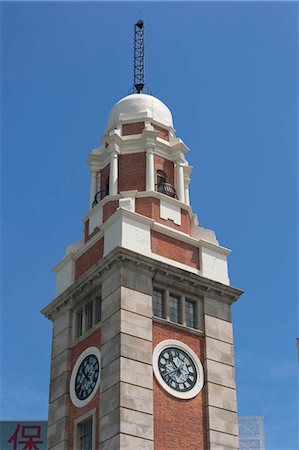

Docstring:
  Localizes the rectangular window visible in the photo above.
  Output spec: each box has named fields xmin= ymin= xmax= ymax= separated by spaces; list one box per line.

xmin=153 ymin=289 xmax=163 ymax=318
xmin=75 ymin=309 xmax=83 ymax=338
xmin=79 ymin=419 xmax=92 ymax=450
xmin=95 ymin=297 xmax=101 ymax=324
xmin=85 ymin=303 xmax=93 ymax=331
xmin=186 ymin=300 xmax=196 ymax=328
xmin=169 ymin=294 xmax=179 ymax=323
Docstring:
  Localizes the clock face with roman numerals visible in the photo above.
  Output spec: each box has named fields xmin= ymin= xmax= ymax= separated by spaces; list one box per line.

xmin=153 ymin=339 xmax=204 ymax=399
xmin=158 ymin=347 xmax=197 ymax=392
xmin=75 ymin=354 xmax=99 ymax=400
xmin=70 ymin=346 xmax=101 ymax=407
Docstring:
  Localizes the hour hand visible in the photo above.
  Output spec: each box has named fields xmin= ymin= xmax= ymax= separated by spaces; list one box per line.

xmin=162 ymin=368 xmax=177 ymax=377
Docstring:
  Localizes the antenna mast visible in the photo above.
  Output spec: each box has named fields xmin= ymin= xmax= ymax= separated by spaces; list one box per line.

xmin=134 ymin=20 xmax=144 ymax=94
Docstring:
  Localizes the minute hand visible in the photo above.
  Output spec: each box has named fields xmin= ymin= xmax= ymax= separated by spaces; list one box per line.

xmin=162 ymin=368 xmax=180 ymax=377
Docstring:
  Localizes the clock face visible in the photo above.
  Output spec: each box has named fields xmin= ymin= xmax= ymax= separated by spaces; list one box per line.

xmin=75 ymin=354 xmax=100 ymax=400
xmin=153 ymin=339 xmax=204 ymax=399
xmin=70 ymin=346 xmax=101 ymax=407
xmin=158 ymin=347 xmax=197 ymax=392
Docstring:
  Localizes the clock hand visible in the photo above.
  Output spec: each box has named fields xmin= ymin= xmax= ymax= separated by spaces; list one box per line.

xmin=162 ymin=368 xmax=178 ymax=376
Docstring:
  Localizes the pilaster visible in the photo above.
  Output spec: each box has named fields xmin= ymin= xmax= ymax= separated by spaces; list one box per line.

xmin=99 ymin=262 xmax=154 ymax=449
xmin=203 ymin=297 xmax=239 ymax=450
xmin=47 ymin=309 xmax=72 ymax=450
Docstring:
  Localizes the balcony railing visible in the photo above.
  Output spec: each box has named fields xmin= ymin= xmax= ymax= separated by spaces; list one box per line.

xmin=155 ymin=182 xmax=178 ymax=199
xmin=92 ymin=188 xmax=109 ymax=207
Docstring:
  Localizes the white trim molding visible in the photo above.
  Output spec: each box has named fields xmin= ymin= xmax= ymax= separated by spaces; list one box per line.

xmin=152 ymin=339 xmax=204 ymax=399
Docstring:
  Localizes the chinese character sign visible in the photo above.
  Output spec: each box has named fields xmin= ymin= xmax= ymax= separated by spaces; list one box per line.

xmin=0 ymin=422 xmax=47 ymax=450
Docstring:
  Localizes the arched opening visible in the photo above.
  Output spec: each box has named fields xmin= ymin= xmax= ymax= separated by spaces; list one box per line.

xmin=155 ymin=170 xmax=177 ymax=199
xmin=156 ymin=170 xmax=167 ymax=186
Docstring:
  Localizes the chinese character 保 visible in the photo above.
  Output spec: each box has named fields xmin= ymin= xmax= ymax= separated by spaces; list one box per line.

xmin=8 ymin=425 xmax=43 ymax=450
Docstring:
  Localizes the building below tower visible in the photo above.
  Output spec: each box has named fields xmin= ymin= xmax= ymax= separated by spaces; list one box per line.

xmin=239 ymin=416 xmax=266 ymax=450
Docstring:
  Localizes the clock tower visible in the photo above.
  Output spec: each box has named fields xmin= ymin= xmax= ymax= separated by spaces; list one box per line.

xmin=42 ymin=91 xmax=243 ymax=450
xmin=42 ymin=48 xmax=243 ymax=449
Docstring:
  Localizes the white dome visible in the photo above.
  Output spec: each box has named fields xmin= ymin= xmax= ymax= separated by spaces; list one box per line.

xmin=107 ymin=94 xmax=173 ymax=130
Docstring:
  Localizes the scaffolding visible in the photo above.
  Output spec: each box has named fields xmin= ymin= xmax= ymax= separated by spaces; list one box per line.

xmin=239 ymin=416 xmax=265 ymax=450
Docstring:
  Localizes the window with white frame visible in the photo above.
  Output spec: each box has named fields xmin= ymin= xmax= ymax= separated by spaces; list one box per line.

xmin=95 ymin=296 xmax=101 ymax=324
xmin=85 ymin=302 xmax=93 ymax=331
xmin=153 ymin=287 xmax=201 ymax=330
xmin=79 ymin=419 xmax=92 ymax=450
xmin=169 ymin=293 xmax=179 ymax=323
xmin=153 ymin=289 xmax=164 ymax=318
xmin=74 ymin=410 xmax=96 ymax=450
xmin=75 ymin=309 xmax=83 ymax=338
xmin=185 ymin=299 xmax=196 ymax=328
xmin=73 ymin=296 xmax=102 ymax=341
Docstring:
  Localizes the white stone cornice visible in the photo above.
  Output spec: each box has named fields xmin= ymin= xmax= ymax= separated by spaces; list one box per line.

xmin=52 ymin=253 xmax=75 ymax=274
xmin=172 ymin=139 xmax=189 ymax=154
xmin=142 ymin=128 xmax=157 ymax=147
xmin=184 ymin=165 xmax=193 ymax=177
xmin=105 ymin=130 xmax=122 ymax=148
xmin=87 ymin=153 xmax=102 ymax=170
xmin=42 ymin=246 xmax=243 ymax=321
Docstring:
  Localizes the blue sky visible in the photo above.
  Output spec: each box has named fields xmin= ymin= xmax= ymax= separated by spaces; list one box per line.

xmin=1 ymin=2 xmax=298 ymax=449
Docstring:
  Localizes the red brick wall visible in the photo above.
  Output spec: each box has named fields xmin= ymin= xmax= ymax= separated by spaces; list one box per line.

xmin=84 ymin=220 xmax=101 ymax=243
xmin=84 ymin=201 xmax=119 ymax=242
xmin=153 ymin=322 xmax=207 ymax=450
xmin=122 ymin=122 xmax=145 ymax=136
xmin=118 ymin=153 xmax=146 ymax=192
xmin=75 ymin=238 xmax=104 ymax=280
xmin=135 ymin=197 xmax=191 ymax=235
xmin=154 ymin=155 xmax=175 ymax=188
xmin=153 ymin=124 xmax=169 ymax=141
xmin=68 ymin=329 xmax=101 ymax=450
xmin=151 ymin=231 xmax=199 ymax=269
xmin=103 ymin=200 xmax=119 ymax=223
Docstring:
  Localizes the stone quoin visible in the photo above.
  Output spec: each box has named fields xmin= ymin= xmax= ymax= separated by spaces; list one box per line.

xmin=42 ymin=90 xmax=243 ymax=450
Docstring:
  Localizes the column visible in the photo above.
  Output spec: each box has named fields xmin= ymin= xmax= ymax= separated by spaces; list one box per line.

xmin=97 ymin=171 xmax=101 ymax=195
xmin=184 ymin=175 xmax=191 ymax=206
xmin=203 ymin=297 xmax=239 ymax=449
xmin=146 ymin=148 xmax=155 ymax=191
xmin=109 ymin=149 xmax=119 ymax=196
xmin=47 ymin=310 xmax=72 ymax=450
xmin=89 ymin=169 xmax=98 ymax=208
xmin=100 ymin=263 xmax=154 ymax=449
xmin=176 ymin=159 xmax=185 ymax=202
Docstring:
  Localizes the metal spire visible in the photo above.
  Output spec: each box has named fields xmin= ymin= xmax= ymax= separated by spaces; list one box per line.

xmin=134 ymin=20 xmax=144 ymax=94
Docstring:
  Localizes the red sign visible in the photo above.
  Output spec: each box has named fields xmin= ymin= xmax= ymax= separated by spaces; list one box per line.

xmin=6 ymin=424 xmax=44 ymax=450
